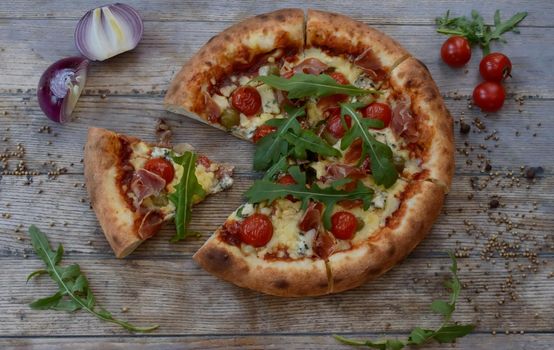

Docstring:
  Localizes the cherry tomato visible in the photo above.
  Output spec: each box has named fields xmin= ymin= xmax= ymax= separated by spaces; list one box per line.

xmin=330 ymin=211 xmax=358 ymax=240
xmin=479 ymin=52 xmax=512 ymax=82
xmin=252 ymin=124 xmax=277 ymax=143
xmin=440 ymin=36 xmax=471 ymax=68
xmin=329 ymin=71 xmax=349 ymax=85
xmin=196 ymin=155 xmax=212 ymax=169
xmin=240 ymin=213 xmax=273 ymax=247
xmin=277 ymin=174 xmax=296 ymax=185
xmin=144 ymin=158 xmax=175 ymax=184
xmin=326 ymin=109 xmax=352 ymax=139
xmin=360 ymin=102 xmax=392 ymax=128
xmin=472 ymin=81 xmax=506 ymax=112
xmin=231 ymin=86 xmax=261 ymax=116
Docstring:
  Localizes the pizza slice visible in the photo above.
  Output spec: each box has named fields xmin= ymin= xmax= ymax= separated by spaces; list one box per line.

xmin=84 ymin=127 xmax=233 ymax=258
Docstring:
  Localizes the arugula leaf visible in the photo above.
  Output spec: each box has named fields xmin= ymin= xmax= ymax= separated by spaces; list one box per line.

xmin=27 ymin=226 xmax=158 ymax=332
xmin=334 ymin=254 xmax=474 ymax=349
xmin=340 ymin=102 xmax=398 ymax=188
xmin=169 ymin=151 xmax=206 ymax=242
xmin=436 ymin=10 xmax=527 ymax=54
xmin=245 ymin=166 xmax=373 ymax=229
xmin=253 ymin=105 xmax=305 ymax=171
xmin=256 ymin=73 xmax=379 ymax=99
xmin=283 ymin=129 xmax=341 ymax=160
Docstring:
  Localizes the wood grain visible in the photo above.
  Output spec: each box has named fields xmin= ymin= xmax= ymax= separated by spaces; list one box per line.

xmin=1 ymin=0 xmax=553 ymax=348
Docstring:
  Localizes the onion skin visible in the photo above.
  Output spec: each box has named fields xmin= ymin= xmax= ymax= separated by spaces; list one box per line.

xmin=75 ymin=3 xmax=143 ymax=61
xmin=37 ymin=57 xmax=89 ymax=124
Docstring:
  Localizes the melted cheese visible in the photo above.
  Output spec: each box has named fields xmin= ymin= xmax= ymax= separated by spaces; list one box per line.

xmin=257 ymin=84 xmax=280 ymax=114
xmin=302 ymin=47 xmax=362 ymax=84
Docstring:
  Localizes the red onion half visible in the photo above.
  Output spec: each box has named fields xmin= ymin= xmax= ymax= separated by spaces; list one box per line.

xmin=37 ymin=57 xmax=89 ymax=123
xmin=75 ymin=3 xmax=143 ymax=61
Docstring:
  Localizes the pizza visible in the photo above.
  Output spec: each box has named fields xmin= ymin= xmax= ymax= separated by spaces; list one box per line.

xmin=84 ymin=127 xmax=233 ymax=258
xmin=162 ymin=8 xmax=454 ymax=296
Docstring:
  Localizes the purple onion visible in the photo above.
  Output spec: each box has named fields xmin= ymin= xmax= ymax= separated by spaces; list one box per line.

xmin=37 ymin=57 xmax=89 ymax=123
xmin=75 ymin=3 xmax=143 ymax=61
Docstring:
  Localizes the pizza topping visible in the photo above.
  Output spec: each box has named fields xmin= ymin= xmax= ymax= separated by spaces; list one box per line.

xmin=131 ymin=169 xmax=166 ymax=206
xmin=298 ymin=202 xmax=323 ymax=232
xmin=391 ymin=96 xmax=419 ymax=144
xmin=231 ymin=86 xmax=262 ymax=117
xmin=360 ymin=102 xmax=392 ymax=128
xmin=219 ymin=108 xmax=240 ymax=130
xmin=137 ymin=210 xmax=164 ymax=240
xmin=353 ymin=48 xmax=387 ymax=81
xmin=253 ymin=125 xmax=277 ymax=143
xmin=240 ymin=213 xmax=274 ymax=247
xmin=313 ymin=230 xmax=336 ymax=260
xmin=204 ymin=93 xmax=222 ymax=123
xmin=325 ymin=110 xmax=351 ymax=139
xmin=219 ymin=220 xmax=242 ymax=247
xmin=343 ymin=139 xmax=363 ymax=164
xmin=330 ymin=211 xmax=358 ymax=240
xmin=291 ymin=57 xmax=329 ymax=75
xmin=144 ymin=158 xmax=175 ymax=185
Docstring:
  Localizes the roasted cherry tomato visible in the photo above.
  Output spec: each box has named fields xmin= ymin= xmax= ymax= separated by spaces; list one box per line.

xmin=231 ymin=86 xmax=261 ymax=116
xmin=196 ymin=155 xmax=212 ymax=169
xmin=360 ymin=102 xmax=392 ymax=128
xmin=277 ymin=174 xmax=296 ymax=185
xmin=440 ymin=36 xmax=471 ymax=67
xmin=329 ymin=71 xmax=349 ymax=85
xmin=326 ymin=109 xmax=352 ymax=139
xmin=473 ymin=81 xmax=506 ymax=112
xmin=330 ymin=211 xmax=358 ymax=240
xmin=253 ymin=124 xmax=277 ymax=143
xmin=240 ymin=213 xmax=273 ymax=247
xmin=144 ymin=158 xmax=175 ymax=184
xmin=479 ymin=52 xmax=512 ymax=82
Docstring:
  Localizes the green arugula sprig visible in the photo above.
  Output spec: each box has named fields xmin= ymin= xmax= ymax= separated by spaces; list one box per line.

xmin=436 ymin=10 xmax=527 ymax=54
xmin=256 ymin=73 xmax=380 ymax=99
xmin=245 ymin=166 xmax=373 ymax=229
xmin=27 ymin=226 xmax=158 ymax=333
xmin=334 ymin=253 xmax=474 ymax=349
xmin=169 ymin=151 xmax=206 ymax=242
xmin=340 ymin=102 xmax=398 ymax=188
xmin=254 ymin=105 xmax=339 ymax=171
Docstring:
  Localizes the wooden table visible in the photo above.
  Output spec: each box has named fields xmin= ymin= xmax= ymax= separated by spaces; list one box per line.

xmin=1 ymin=1 xmax=552 ymax=349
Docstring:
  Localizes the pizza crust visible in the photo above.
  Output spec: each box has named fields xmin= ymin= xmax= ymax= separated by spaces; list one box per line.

xmin=306 ymin=9 xmax=411 ymax=73
xmin=164 ymin=8 xmax=305 ymax=126
xmin=329 ymin=180 xmax=444 ymax=293
xmin=193 ymin=234 xmax=330 ymax=297
xmin=84 ymin=128 xmax=144 ymax=258
xmin=390 ymin=58 xmax=455 ymax=191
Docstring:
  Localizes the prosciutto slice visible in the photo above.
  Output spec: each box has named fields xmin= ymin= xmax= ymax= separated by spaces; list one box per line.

xmin=353 ymin=48 xmax=387 ymax=81
xmin=291 ymin=57 xmax=329 ymax=75
xmin=131 ymin=168 xmax=166 ymax=207
xmin=314 ymin=230 xmax=336 ymax=260
xmin=138 ymin=210 xmax=164 ymax=240
xmin=391 ymin=95 xmax=419 ymax=144
xmin=298 ymin=202 xmax=323 ymax=232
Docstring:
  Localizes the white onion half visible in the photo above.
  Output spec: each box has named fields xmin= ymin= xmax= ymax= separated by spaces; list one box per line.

xmin=75 ymin=3 xmax=143 ymax=61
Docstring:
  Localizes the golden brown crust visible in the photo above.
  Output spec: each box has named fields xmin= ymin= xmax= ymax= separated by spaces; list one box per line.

xmin=164 ymin=8 xmax=305 ymax=124
xmin=84 ymin=128 xmax=143 ymax=258
xmin=390 ymin=58 xmax=455 ymax=191
xmin=193 ymin=235 xmax=330 ymax=297
xmin=330 ymin=180 xmax=445 ymax=293
xmin=306 ymin=9 xmax=411 ymax=72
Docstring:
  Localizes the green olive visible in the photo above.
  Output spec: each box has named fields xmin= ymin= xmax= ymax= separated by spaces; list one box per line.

xmin=150 ymin=194 xmax=169 ymax=207
xmin=220 ymin=108 xmax=240 ymax=130
xmin=357 ymin=94 xmax=375 ymax=106
xmin=356 ymin=217 xmax=365 ymax=232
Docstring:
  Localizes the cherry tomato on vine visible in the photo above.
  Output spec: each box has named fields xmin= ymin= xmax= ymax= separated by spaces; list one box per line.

xmin=473 ymin=81 xmax=506 ymax=112
xmin=440 ymin=36 xmax=471 ymax=67
xmin=479 ymin=52 xmax=512 ymax=82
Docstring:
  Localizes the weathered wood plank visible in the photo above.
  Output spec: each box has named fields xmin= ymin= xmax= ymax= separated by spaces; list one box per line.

xmin=0 ymin=20 xmax=551 ymax=96
xmin=1 ymin=257 xmax=553 ymax=336
xmin=0 ymin=95 xmax=551 ymax=174
xmin=0 ymin=0 xmax=549 ymax=27
xmin=2 ymin=333 xmax=554 ymax=350
xmin=0 ymin=172 xmax=551 ymax=257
